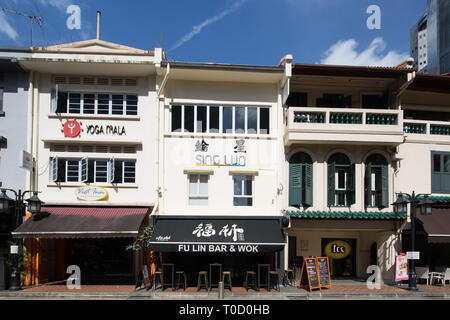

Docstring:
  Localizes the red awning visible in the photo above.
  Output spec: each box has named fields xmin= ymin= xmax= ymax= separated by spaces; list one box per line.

xmin=12 ymin=207 xmax=149 ymax=239
xmin=417 ymin=207 xmax=450 ymax=243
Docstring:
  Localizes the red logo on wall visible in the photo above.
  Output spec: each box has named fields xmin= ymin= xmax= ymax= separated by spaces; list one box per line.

xmin=61 ymin=119 xmax=82 ymax=138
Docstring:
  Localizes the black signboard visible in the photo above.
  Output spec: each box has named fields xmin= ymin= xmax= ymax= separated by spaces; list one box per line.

xmin=148 ymin=216 xmax=285 ymax=253
xmin=317 ymin=257 xmax=331 ymax=289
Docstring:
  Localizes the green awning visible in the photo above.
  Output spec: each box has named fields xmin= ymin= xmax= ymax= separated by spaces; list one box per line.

xmin=283 ymin=210 xmax=406 ymax=220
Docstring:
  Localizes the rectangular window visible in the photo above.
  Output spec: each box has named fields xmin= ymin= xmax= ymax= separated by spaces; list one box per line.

xmin=223 ymin=106 xmax=233 ymax=134
xmin=196 ymin=106 xmax=207 ymax=133
xmin=184 ymin=105 xmax=194 ymax=133
xmin=431 ymin=151 xmax=450 ymax=193
xmin=247 ymin=107 xmax=257 ymax=134
xmin=123 ymin=160 xmax=136 ymax=183
xmin=55 ymin=92 xmax=138 ymax=116
xmin=171 ymin=105 xmax=182 ymax=132
xmin=235 ymin=107 xmax=245 ymax=134
xmin=111 ymin=94 xmax=124 ymax=115
xmin=68 ymin=93 xmax=81 ymax=114
xmin=126 ymin=95 xmax=138 ymax=115
xmin=83 ymin=93 xmax=95 ymax=114
xmin=209 ymin=106 xmax=220 ymax=133
xmin=171 ymin=105 xmax=270 ymax=135
xmin=188 ymin=174 xmax=209 ymax=205
xmin=233 ymin=175 xmax=253 ymax=206
xmin=259 ymin=107 xmax=270 ymax=134
xmin=66 ymin=159 xmax=80 ymax=182
xmin=94 ymin=160 xmax=108 ymax=183
xmin=97 ymin=94 xmax=110 ymax=114
xmin=0 ymin=87 xmax=4 ymax=116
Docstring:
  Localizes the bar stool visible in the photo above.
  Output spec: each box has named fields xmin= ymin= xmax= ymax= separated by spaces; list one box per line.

xmin=244 ymin=271 xmax=257 ymax=291
xmin=284 ymin=269 xmax=295 ymax=287
xmin=222 ymin=271 xmax=232 ymax=291
xmin=197 ymin=271 xmax=208 ymax=291
xmin=269 ymin=271 xmax=280 ymax=292
xmin=153 ymin=270 xmax=163 ymax=290
xmin=175 ymin=271 xmax=187 ymax=291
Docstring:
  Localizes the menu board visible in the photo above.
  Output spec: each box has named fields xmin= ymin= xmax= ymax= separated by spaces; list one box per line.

xmin=298 ymin=258 xmax=321 ymax=291
xmin=317 ymin=257 xmax=331 ymax=288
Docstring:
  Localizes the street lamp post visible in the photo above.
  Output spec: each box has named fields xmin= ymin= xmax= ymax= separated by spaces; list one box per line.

xmin=392 ymin=191 xmax=433 ymax=291
xmin=0 ymin=188 xmax=43 ymax=290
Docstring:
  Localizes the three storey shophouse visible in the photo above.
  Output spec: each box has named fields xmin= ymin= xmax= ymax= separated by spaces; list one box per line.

xmin=11 ymin=38 xmax=163 ymax=285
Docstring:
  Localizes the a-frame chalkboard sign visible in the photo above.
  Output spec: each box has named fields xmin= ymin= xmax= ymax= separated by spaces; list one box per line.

xmin=317 ymin=257 xmax=331 ymax=290
xmin=298 ymin=257 xmax=332 ymax=291
xmin=298 ymin=257 xmax=321 ymax=292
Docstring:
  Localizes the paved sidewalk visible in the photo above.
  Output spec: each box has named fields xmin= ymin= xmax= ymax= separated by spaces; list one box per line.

xmin=0 ymin=281 xmax=449 ymax=299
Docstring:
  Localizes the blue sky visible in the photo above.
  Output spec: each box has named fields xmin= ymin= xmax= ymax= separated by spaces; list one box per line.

xmin=0 ymin=0 xmax=426 ymax=66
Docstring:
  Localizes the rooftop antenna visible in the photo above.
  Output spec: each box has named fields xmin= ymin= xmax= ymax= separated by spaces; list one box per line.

xmin=96 ymin=10 xmax=101 ymax=40
xmin=1 ymin=7 xmax=43 ymax=47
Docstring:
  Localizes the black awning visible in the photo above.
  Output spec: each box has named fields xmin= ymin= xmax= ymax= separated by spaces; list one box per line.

xmin=149 ymin=216 xmax=286 ymax=253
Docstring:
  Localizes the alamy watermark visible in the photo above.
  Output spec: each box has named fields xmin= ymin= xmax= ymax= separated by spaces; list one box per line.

xmin=366 ymin=5 xmax=381 ymax=30
xmin=66 ymin=265 xmax=81 ymax=289
xmin=366 ymin=265 xmax=383 ymax=289
xmin=66 ymin=5 xmax=81 ymax=30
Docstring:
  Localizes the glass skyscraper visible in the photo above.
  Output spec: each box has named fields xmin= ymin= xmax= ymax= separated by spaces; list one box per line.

xmin=410 ymin=0 xmax=450 ymax=75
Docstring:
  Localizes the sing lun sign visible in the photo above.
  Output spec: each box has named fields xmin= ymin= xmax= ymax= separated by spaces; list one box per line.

xmin=75 ymin=186 xmax=108 ymax=201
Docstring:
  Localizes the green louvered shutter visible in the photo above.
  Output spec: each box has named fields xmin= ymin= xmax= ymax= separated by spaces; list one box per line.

xmin=289 ymin=163 xmax=302 ymax=207
xmin=304 ymin=163 xmax=313 ymax=206
xmin=327 ymin=163 xmax=335 ymax=207
xmin=364 ymin=164 xmax=372 ymax=208
xmin=347 ymin=163 xmax=356 ymax=206
xmin=381 ymin=165 xmax=389 ymax=208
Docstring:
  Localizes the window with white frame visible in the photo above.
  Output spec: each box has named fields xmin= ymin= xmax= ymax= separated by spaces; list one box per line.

xmin=188 ymin=174 xmax=209 ymax=205
xmin=171 ymin=105 xmax=270 ymax=135
xmin=52 ymin=92 xmax=138 ymax=116
xmin=233 ymin=175 xmax=253 ymax=206
xmin=50 ymin=157 xmax=135 ymax=184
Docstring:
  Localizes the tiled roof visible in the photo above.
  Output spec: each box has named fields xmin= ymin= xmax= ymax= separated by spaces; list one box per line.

xmin=284 ymin=210 xmax=406 ymax=220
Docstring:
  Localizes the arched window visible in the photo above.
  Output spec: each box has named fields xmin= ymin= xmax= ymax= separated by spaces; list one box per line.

xmin=327 ymin=153 xmax=354 ymax=207
xmin=289 ymin=152 xmax=313 ymax=208
xmin=365 ymin=153 xmax=388 ymax=208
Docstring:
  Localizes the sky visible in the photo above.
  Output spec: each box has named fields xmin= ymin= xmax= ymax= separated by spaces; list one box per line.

xmin=0 ymin=0 xmax=426 ymax=67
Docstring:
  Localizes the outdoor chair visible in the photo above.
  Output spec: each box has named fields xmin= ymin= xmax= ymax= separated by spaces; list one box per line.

xmin=432 ymin=267 xmax=450 ymax=286
xmin=415 ymin=266 xmax=430 ymax=285
xmin=269 ymin=271 xmax=280 ymax=292
xmin=197 ymin=271 xmax=208 ymax=291
xmin=175 ymin=271 xmax=187 ymax=291
xmin=244 ymin=271 xmax=257 ymax=291
xmin=222 ymin=271 xmax=232 ymax=291
xmin=283 ymin=269 xmax=295 ymax=287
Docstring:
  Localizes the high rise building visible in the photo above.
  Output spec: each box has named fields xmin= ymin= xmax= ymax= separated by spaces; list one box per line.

xmin=410 ymin=0 xmax=450 ymax=75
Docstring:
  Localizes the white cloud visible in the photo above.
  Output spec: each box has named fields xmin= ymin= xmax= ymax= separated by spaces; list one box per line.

xmin=36 ymin=0 xmax=71 ymax=10
xmin=320 ymin=37 xmax=409 ymax=67
xmin=168 ymin=0 xmax=248 ymax=52
xmin=0 ymin=12 xmax=19 ymax=40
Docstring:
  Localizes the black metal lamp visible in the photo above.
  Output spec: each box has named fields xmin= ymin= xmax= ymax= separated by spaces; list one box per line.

xmin=392 ymin=193 xmax=409 ymax=215
xmin=0 ymin=189 xmax=13 ymax=213
xmin=26 ymin=192 xmax=43 ymax=215
xmin=418 ymin=195 xmax=433 ymax=215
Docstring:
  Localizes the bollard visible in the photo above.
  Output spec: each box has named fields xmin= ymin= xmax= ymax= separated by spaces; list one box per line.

xmin=218 ymin=281 xmax=224 ymax=299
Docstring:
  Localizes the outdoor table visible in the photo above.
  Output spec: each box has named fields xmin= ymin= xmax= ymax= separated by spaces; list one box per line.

xmin=257 ymin=264 xmax=270 ymax=292
xmin=209 ymin=263 xmax=222 ymax=291
xmin=161 ymin=263 xmax=175 ymax=291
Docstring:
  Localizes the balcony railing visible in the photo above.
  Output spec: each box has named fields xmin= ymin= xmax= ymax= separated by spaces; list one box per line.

xmin=404 ymin=120 xmax=450 ymax=137
xmin=286 ymin=107 xmax=404 ymax=145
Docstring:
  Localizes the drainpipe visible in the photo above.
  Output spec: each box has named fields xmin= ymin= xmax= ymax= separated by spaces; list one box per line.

xmin=26 ymin=71 xmax=34 ymax=192
xmin=156 ymin=63 xmax=170 ymax=218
